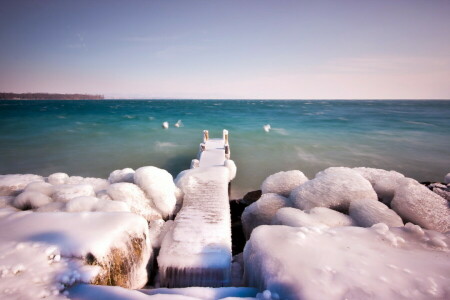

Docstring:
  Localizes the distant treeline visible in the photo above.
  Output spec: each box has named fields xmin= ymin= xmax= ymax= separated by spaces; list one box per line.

xmin=0 ymin=93 xmax=104 ymax=100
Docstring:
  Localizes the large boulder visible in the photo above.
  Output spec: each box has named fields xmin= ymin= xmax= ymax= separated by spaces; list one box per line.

xmin=290 ymin=167 xmax=377 ymax=212
xmin=349 ymin=198 xmax=404 ymax=228
xmin=391 ymin=178 xmax=450 ymax=233
xmin=47 ymin=172 xmax=69 ymax=185
xmin=261 ymin=170 xmax=308 ymax=197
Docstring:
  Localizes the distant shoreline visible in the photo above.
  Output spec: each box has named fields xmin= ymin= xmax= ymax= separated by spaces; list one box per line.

xmin=0 ymin=93 xmax=104 ymax=100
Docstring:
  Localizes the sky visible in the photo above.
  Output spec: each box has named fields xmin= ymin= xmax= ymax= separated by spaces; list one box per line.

xmin=1 ymin=0 xmax=450 ymax=99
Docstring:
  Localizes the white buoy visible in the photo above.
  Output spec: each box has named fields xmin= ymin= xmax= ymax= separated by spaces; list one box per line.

xmin=174 ymin=120 xmax=182 ymax=128
xmin=162 ymin=121 xmax=169 ymax=129
xmin=263 ymin=124 xmax=271 ymax=132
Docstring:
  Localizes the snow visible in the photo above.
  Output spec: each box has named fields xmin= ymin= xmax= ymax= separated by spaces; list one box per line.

xmin=141 ymin=287 xmax=259 ymax=299
xmin=108 ymin=168 xmax=135 ymax=184
xmin=52 ymin=184 xmax=96 ymax=203
xmin=349 ymin=198 xmax=404 ymax=227
xmin=12 ymin=191 xmax=53 ymax=209
xmin=198 ymin=138 xmax=227 ymax=167
xmin=261 ymin=170 xmax=308 ymax=197
xmin=241 ymin=193 xmax=292 ymax=239
xmin=48 ymin=173 xmax=69 ymax=185
xmin=158 ymin=166 xmax=232 ymax=287
xmin=107 ymin=182 xmax=162 ymax=221
xmin=0 ymin=174 xmax=44 ymax=196
xmin=244 ymin=224 xmax=450 ymax=300
xmin=272 ymin=207 xmax=354 ymax=228
xmin=353 ymin=167 xmax=405 ymax=204
xmin=290 ymin=167 xmax=377 ymax=211
xmin=445 ymin=173 xmax=450 ymax=184
xmin=134 ymin=166 xmax=177 ymax=219
xmin=391 ymin=178 xmax=450 ymax=233
xmin=0 ymin=211 xmax=151 ymax=289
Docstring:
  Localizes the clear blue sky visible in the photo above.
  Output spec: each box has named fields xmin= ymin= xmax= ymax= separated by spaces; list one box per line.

xmin=1 ymin=0 xmax=449 ymax=99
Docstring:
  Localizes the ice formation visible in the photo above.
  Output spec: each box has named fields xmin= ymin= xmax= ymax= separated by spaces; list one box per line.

xmin=66 ymin=176 xmax=109 ymax=193
xmin=0 ymin=210 xmax=151 ymax=289
xmin=349 ymin=198 xmax=404 ymax=227
xmin=290 ymin=167 xmax=377 ymax=211
xmin=108 ymin=168 xmax=135 ymax=184
xmin=52 ymin=184 xmax=96 ymax=203
xmin=158 ymin=166 xmax=232 ymax=288
xmin=391 ymin=178 xmax=450 ymax=233
xmin=134 ymin=166 xmax=177 ymax=219
xmin=241 ymin=193 xmax=293 ymax=239
xmin=244 ymin=224 xmax=450 ymax=300
xmin=224 ymin=160 xmax=237 ymax=181
xmin=47 ymin=172 xmax=69 ymax=185
xmin=353 ymin=167 xmax=405 ymax=204
xmin=12 ymin=191 xmax=53 ymax=209
xmin=0 ymin=174 xmax=44 ymax=196
xmin=261 ymin=170 xmax=308 ymax=197
xmin=25 ymin=181 xmax=54 ymax=196
xmin=272 ymin=207 xmax=354 ymax=228
xmin=107 ymin=182 xmax=162 ymax=221
xmin=142 ymin=286 xmax=259 ymax=299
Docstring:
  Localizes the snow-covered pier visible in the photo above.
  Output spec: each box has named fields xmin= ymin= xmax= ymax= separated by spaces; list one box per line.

xmin=158 ymin=130 xmax=236 ymax=287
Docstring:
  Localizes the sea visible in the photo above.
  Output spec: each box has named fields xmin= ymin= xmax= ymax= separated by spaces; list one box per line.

xmin=1 ymin=100 xmax=449 ymax=199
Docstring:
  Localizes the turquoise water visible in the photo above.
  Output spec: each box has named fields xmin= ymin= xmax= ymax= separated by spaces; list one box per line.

xmin=1 ymin=100 xmax=449 ymax=198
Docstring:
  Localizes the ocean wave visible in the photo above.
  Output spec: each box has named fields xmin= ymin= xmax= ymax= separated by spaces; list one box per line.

xmin=155 ymin=141 xmax=178 ymax=148
xmin=271 ymin=128 xmax=289 ymax=136
xmin=403 ymin=121 xmax=435 ymax=126
xmin=123 ymin=115 xmax=136 ymax=119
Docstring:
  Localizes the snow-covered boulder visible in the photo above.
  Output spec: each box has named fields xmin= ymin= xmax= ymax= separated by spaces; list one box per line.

xmin=12 ymin=191 xmax=53 ymax=210
xmin=391 ymin=178 xmax=450 ymax=233
xmin=445 ymin=173 xmax=450 ymax=184
xmin=0 ymin=211 xmax=152 ymax=289
xmin=290 ymin=167 xmax=377 ymax=211
xmin=52 ymin=184 xmax=96 ymax=203
xmin=66 ymin=176 xmax=109 ymax=193
xmin=224 ymin=160 xmax=237 ymax=181
xmin=353 ymin=167 xmax=405 ymax=205
xmin=242 ymin=193 xmax=292 ymax=239
xmin=134 ymin=166 xmax=177 ymax=219
xmin=244 ymin=224 xmax=450 ymax=300
xmin=47 ymin=172 xmax=69 ymax=185
xmin=0 ymin=174 xmax=44 ymax=196
xmin=272 ymin=207 xmax=354 ymax=228
xmin=261 ymin=170 xmax=308 ymax=197
xmin=65 ymin=196 xmax=100 ymax=212
xmin=349 ymin=199 xmax=404 ymax=228
xmin=35 ymin=201 xmax=66 ymax=212
xmin=108 ymin=168 xmax=135 ymax=184
xmin=24 ymin=181 xmax=54 ymax=196
xmin=107 ymin=182 xmax=161 ymax=221
xmin=94 ymin=199 xmax=130 ymax=213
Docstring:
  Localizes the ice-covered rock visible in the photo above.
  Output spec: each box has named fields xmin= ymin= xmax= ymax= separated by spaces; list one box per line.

xmin=108 ymin=168 xmax=135 ymax=184
xmin=353 ymin=167 xmax=405 ymax=204
xmin=445 ymin=173 xmax=450 ymax=184
xmin=24 ymin=181 xmax=54 ymax=196
xmin=241 ymin=193 xmax=292 ymax=239
xmin=96 ymin=189 xmax=113 ymax=201
xmin=65 ymin=196 xmax=100 ymax=212
xmin=0 ymin=174 xmax=44 ymax=196
xmin=0 ymin=211 xmax=151 ymax=289
xmin=224 ymin=160 xmax=237 ymax=181
xmin=94 ymin=199 xmax=130 ymax=213
xmin=244 ymin=225 xmax=450 ymax=300
xmin=12 ymin=191 xmax=53 ymax=210
xmin=290 ymin=167 xmax=377 ymax=211
xmin=349 ymin=198 xmax=404 ymax=227
xmin=261 ymin=170 xmax=308 ymax=197
xmin=35 ymin=201 xmax=66 ymax=212
xmin=148 ymin=219 xmax=172 ymax=249
xmin=0 ymin=195 xmax=14 ymax=208
xmin=47 ymin=172 xmax=69 ymax=185
xmin=66 ymin=176 xmax=109 ymax=193
xmin=391 ymin=178 xmax=450 ymax=232
xmin=107 ymin=182 xmax=161 ymax=221
xmin=272 ymin=207 xmax=354 ymax=228
xmin=52 ymin=184 xmax=96 ymax=203
xmin=134 ymin=166 xmax=177 ymax=219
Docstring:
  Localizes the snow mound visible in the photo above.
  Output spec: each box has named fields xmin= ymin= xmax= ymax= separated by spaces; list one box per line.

xmin=261 ymin=170 xmax=308 ymax=197
xmin=66 ymin=176 xmax=109 ymax=193
xmin=0 ymin=211 xmax=151 ymax=289
xmin=290 ymin=167 xmax=377 ymax=211
xmin=107 ymin=182 xmax=161 ymax=221
xmin=0 ymin=174 xmax=44 ymax=196
xmin=108 ymin=168 xmax=135 ymax=184
xmin=13 ymin=191 xmax=53 ymax=209
xmin=25 ymin=181 xmax=54 ymax=196
xmin=349 ymin=198 xmax=404 ymax=227
xmin=242 ymin=193 xmax=292 ymax=239
xmin=391 ymin=178 xmax=450 ymax=233
xmin=134 ymin=166 xmax=177 ymax=219
xmin=47 ymin=173 xmax=69 ymax=185
xmin=244 ymin=225 xmax=450 ymax=300
xmin=353 ymin=167 xmax=405 ymax=204
xmin=224 ymin=160 xmax=237 ymax=181
xmin=52 ymin=184 xmax=96 ymax=203
xmin=272 ymin=207 xmax=354 ymax=228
